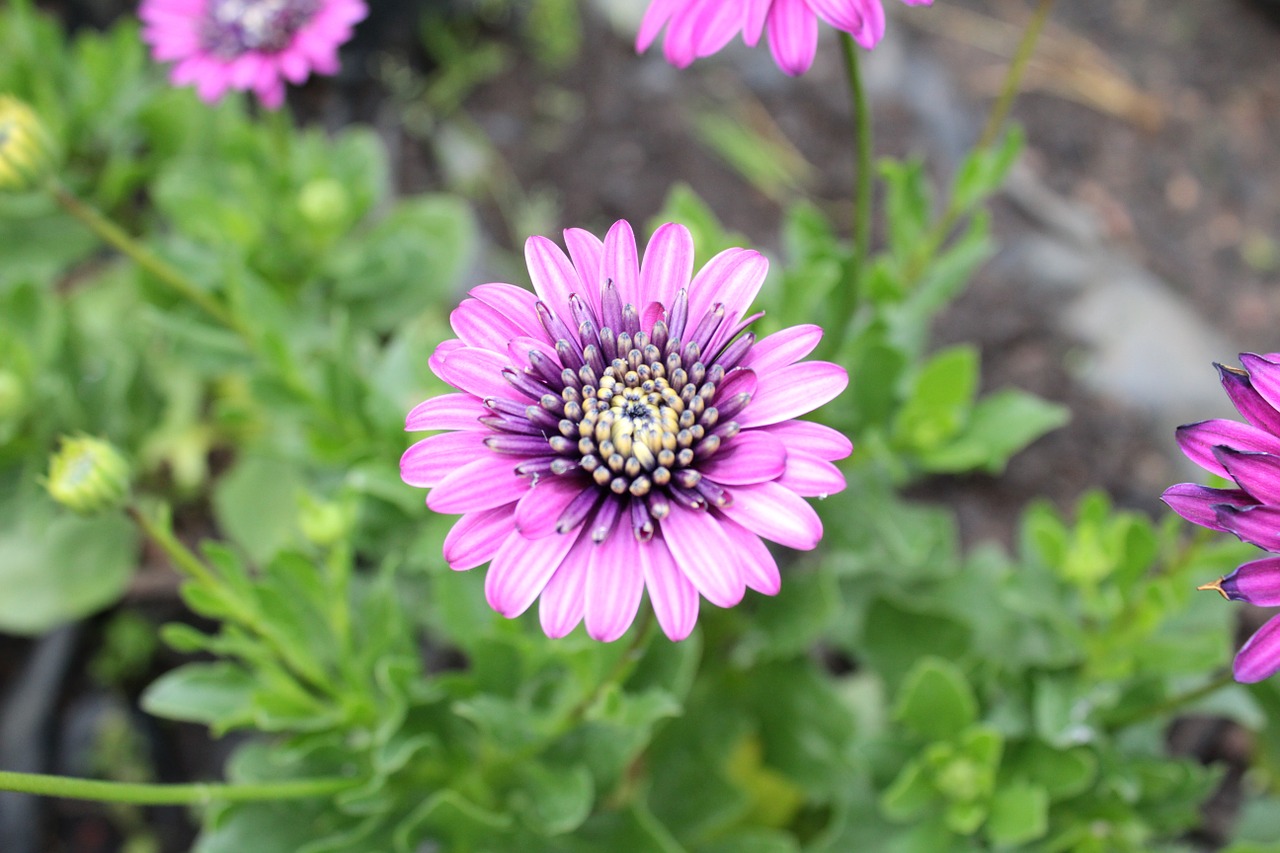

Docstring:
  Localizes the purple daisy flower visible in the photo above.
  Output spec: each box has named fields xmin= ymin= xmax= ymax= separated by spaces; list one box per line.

xmin=637 ymin=0 xmax=933 ymax=76
xmin=401 ymin=221 xmax=850 ymax=642
xmin=1164 ymin=353 xmax=1280 ymax=682
xmin=139 ymin=0 xmax=368 ymax=109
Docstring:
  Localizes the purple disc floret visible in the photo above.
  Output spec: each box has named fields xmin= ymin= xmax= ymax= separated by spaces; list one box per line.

xmin=401 ymin=221 xmax=851 ymax=642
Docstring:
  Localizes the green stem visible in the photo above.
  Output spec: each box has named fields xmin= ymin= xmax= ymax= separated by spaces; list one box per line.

xmin=127 ymin=504 xmax=223 ymax=592
xmin=975 ymin=0 xmax=1056 ymax=151
xmin=905 ymin=0 xmax=1056 ymax=284
xmin=831 ymin=33 xmax=874 ymax=355
xmin=1107 ymin=672 xmax=1236 ymax=729
xmin=47 ymin=180 xmax=251 ymax=341
xmin=0 ymin=770 xmax=355 ymax=806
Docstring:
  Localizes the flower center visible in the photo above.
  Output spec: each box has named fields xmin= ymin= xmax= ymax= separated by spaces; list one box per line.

xmin=484 ymin=284 xmax=759 ymax=542
xmin=201 ymin=0 xmax=320 ymax=57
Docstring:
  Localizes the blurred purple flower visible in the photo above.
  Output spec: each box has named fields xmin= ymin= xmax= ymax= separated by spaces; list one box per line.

xmin=140 ymin=0 xmax=367 ymax=109
xmin=402 ymin=221 xmax=850 ymax=642
xmin=1164 ymin=353 xmax=1280 ymax=682
xmin=637 ymin=0 xmax=932 ymax=76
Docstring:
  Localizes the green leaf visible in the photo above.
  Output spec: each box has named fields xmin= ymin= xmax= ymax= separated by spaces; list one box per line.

xmin=511 ymin=762 xmax=594 ymax=836
xmin=916 ymin=389 xmax=1070 ymax=475
xmin=986 ymin=782 xmax=1049 ymax=846
xmin=951 ymin=125 xmax=1025 ymax=213
xmin=892 ymin=345 xmax=978 ymax=453
xmin=0 ymin=509 xmax=138 ymax=634
xmin=141 ymin=662 xmax=256 ymax=730
xmin=211 ymin=453 xmax=304 ymax=565
xmin=328 ymin=195 xmax=475 ymax=331
xmin=894 ymin=657 xmax=978 ymax=742
xmin=880 ymin=759 xmax=935 ymax=823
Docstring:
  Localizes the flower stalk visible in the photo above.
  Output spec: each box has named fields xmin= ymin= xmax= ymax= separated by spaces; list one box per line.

xmin=832 ymin=31 xmax=874 ymax=353
xmin=0 ymin=770 xmax=355 ymax=806
xmin=47 ymin=179 xmax=251 ymax=341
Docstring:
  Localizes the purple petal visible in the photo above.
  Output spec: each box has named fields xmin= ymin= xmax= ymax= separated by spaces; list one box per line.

xmin=761 ymin=420 xmax=853 ymax=461
xmin=485 ymin=527 xmax=582 ymax=619
xmin=564 ymin=227 xmax=604 ymax=320
xmin=687 ymin=249 xmax=767 ymax=333
xmin=639 ymin=223 xmax=695 ymax=313
xmin=1160 ymin=483 xmax=1254 ymax=531
xmin=744 ymin=0 xmax=772 ymax=44
xmin=1176 ymin=419 xmax=1280 ymax=479
xmin=539 ymin=536 xmax=591 ymax=638
xmin=1215 ymin=504 xmax=1280 ymax=552
xmin=639 ymin=536 xmax=699 ymax=641
xmin=1214 ymin=447 xmax=1280 ymax=504
xmin=427 ymin=455 xmax=533 ymax=514
xmin=603 ymin=220 xmax=641 ymax=311
xmin=450 ymin=298 xmax=528 ymax=352
xmin=1235 ymin=613 xmax=1280 ymax=683
xmin=401 ymin=431 xmax=489 ymax=488
xmin=718 ymin=517 xmax=780 ymax=595
xmin=738 ymin=361 xmax=848 ymax=427
xmin=515 ymin=477 xmax=594 ymax=538
xmin=766 ymin=0 xmax=819 ymax=75
xmin=444 ymin=507 xmax=518 ymax=570
xmin=428 ymin=338 xmax=465 ymax=378
xmin=776 ymin=450 xmax=847 ymax=497
xmin=660 ymin=507 xmax=746 ymax=608
xmin=637 ymin=0 xmax=680 ymax=51
xmin=1241 ymin=353 xmax=1280 ymax=414
xmin=506 ymin=335 xmax=561 ymax=372
xmin=740 ymin=325 xmax=823 ymax=373
xmin=434 ymin=347 xmax=517 ymax=400
xmin=405 ymin=393 xmax=489 ymax=432
xmin=700 ymin=430 xmax=788 ymax=485
xmin=1221 ymin=557 xmax=1280 ymax=606
xmin=469 ymin=283 xmax=545 ymax=340
xmin=585 ymin=528 xmax=645 ymax=642
xmin=1218 ymin=362 xmax=1280 ymax=435
xmin=525 ymin=235 xmax=582 ymax=324
xmin=720 ymin=481 xmax=823 ymax=550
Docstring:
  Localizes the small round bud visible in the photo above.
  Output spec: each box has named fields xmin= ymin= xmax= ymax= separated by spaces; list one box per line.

xmin=0 ymin=96 xmax=54 ymax=192
xmin=46 ymin=435 xmax=131 ymax=515
xmin=297 ymin=178 xmax=350 ymax=230
xmin=0 ymin=370 xmax=26 ymax=422
xmin=297 ymin=492 xmax=355 ymax=548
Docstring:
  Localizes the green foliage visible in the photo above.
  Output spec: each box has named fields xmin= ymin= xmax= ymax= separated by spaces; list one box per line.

xmin=0 ymin=4 xmax=1263 ymax=852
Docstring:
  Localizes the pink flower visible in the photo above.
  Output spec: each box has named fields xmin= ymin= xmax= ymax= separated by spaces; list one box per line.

xmin=637 ymin=0 xmax=933 ymax=76
xmin=401 ymin=221 xmax=850 ymax=642
xmin=1165 ymin=354 xmax=1280 ymax=682
xmin=139 ymin=0 xmax=368 ymax=109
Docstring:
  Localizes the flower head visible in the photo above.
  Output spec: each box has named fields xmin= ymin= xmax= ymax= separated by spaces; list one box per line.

xmin=140 ymin=0 xmax=368 ymax=109
xmin=402 ymin=221 xmax=850 ymax=642
xmin=45 ymin=435 xmax=132 ymax=515
xmin=1164 ymin=354 xmax=1280 ymax=682
xmin=638 ymin=0 xmax=932 ymax=76
xmin=0 ymin=95 xmax=54 ymax=192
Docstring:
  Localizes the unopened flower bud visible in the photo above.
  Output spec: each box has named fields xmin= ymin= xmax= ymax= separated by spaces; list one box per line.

xmin=46 ymin=435 xmax=131 ymax=515
xmin=297 ymin=492 xmax=355 ymax=548
xmin=1200 ymin=556 xmax=1280 ymax=607
xmin=0 ymin=96 xmax=54 ymax=192
xmin=297 ymin=178 xmax=349 ymax=230
xmin=0 ymin=370 xmax=25 ymax=422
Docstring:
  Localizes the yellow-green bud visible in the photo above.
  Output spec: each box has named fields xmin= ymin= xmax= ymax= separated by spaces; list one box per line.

xmin=297 ymin=178 xmax=350 ymax=230
xmin=0 ymin=370 xmax=25 ymax=422
xmin=297 ymin=492 xmax=355 ymax=548
xmin=46 ymin=435 xmax=131 ymax=515
xmin=0 ymin=96 xmax=54 ymax=192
